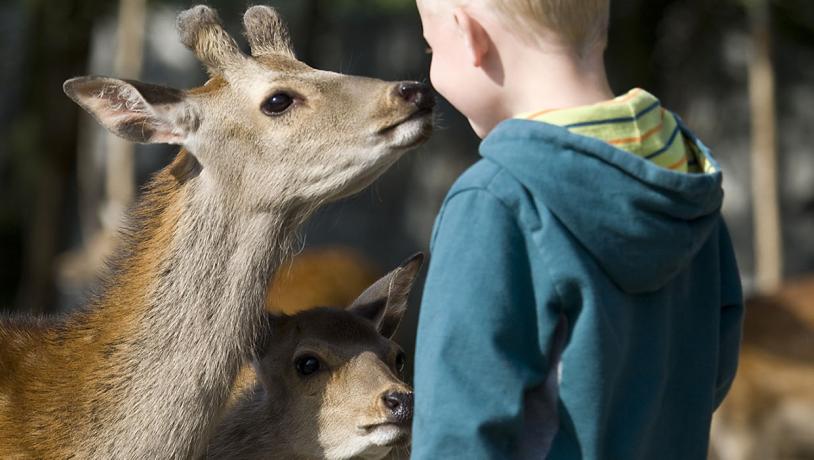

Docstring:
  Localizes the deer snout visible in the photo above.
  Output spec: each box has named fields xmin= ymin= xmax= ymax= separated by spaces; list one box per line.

xmin=382 ymin=391 xmax=414 ymax=425
xmin=396 ymin=82 xmax=435 ymax=111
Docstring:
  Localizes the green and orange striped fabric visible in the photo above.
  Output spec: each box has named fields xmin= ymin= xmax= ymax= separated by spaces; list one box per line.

xmin=518 ymin=88 xmax=714 ymax=174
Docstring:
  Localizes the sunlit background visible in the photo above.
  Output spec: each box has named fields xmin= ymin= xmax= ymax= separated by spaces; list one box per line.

xmin=0 ymin=1 xmax=812 ymax=458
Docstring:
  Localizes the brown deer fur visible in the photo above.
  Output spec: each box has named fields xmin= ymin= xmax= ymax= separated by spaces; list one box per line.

xmin=0 ymin=5 xmax=433 ymax=459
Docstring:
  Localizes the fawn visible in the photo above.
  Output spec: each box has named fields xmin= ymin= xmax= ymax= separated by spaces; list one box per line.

xmin=0 ymin=4 xmax=434 ymax=459
xmin=208 ymin=254 xmax=423 ymax=460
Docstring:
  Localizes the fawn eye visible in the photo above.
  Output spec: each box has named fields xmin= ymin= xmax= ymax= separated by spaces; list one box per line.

xmin=261 ymin=93 xmax=294 ymax=116
xmin=295 ymin=355 xmax=321 ymax=376
xmin=395 ymin=352 xmax=407 ymax=375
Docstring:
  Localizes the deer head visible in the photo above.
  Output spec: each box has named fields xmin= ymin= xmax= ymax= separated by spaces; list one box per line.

xmin=213 ymin=254 xmax=424 ymax=460
xmin=63 ymin=5 xmax=434 ymax=213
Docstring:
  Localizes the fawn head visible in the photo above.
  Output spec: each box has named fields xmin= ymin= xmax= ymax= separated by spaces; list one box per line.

xmin=254 ymin=254 xmax=423 ymax=459
xmin=63 ymin=5 xmax=434 ymax=211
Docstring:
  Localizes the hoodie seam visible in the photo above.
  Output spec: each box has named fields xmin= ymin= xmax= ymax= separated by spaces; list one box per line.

xmin=446 ymin=176 xmax=571 ymax=381
xmin=443 ymin=187 xmax=515 ymax=221
xmin=478 ymin=165 xmax=570 ymax=326
xmin=443 ymin=172 xmax=515 ymax=215
xmin=469 ymin=165 xmax=572 ymax=364
xmin=432 ymin=182 xmax=513 ymax=252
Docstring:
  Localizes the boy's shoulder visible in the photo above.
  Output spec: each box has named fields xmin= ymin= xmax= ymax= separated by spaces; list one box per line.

xmin=445 ymin=157 xmax=530 ymax=212
xmin=430 ymin=157 xmax=540 ymax=252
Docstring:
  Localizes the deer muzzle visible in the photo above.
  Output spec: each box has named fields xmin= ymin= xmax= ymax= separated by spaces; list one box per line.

xmin=382 ymin=391 xmax=414 ymax=425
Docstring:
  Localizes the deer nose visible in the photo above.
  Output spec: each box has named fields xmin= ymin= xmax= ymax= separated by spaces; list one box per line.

xmin=397 ymin=82 xmax=435 ymax=111
xmin=382 ymin=391 xmax=414 ymax=424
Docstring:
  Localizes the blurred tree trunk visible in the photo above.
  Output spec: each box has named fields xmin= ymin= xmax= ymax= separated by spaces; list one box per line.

xmin=103 ymin=0 xmax=146 ymax=231
xmin=747 ymin=0 xmax=782 ymax=292
xmin=14 ymin=1 xmax=105 ymax=314
xmin=56 ymin=0 xmax=146 ymax=303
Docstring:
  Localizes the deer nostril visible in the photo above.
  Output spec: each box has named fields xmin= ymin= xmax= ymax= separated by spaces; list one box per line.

xmin=397 ymin=82 xmax=435 ymax=111
xmin=383 ymin=393 xmax=401 ymax=411
xmin=382 ymin=391 xmax=414 ymax=424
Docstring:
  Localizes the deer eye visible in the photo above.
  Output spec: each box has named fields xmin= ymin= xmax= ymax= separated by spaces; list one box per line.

xmin=295 ymin=355 xmax=321 ymax=376
xmin=261 ymin=93 xmax=294 ymax=116
xmin=395 ymin=352 xmax=407 ymax=375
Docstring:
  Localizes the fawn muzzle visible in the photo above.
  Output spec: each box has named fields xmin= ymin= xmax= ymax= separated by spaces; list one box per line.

xmin=382 ymin=390 xmax=414 ymax=425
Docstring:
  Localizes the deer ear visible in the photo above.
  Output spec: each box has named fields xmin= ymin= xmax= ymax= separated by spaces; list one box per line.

xmin=64 ymin=76 xmax=198 ymax=145
xmin=348 ymin=253 xmax=424 ymax=339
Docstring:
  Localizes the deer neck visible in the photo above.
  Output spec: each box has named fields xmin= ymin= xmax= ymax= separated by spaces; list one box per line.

xmin=86 ymin=151 xmax=306 ymax=458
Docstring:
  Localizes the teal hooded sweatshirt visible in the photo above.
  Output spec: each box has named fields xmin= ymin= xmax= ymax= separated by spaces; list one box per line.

xmin=412 ymin=118 xmax=743 ymax=459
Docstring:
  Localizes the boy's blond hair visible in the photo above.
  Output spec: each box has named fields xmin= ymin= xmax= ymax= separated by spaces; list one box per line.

xmin=431 ymin=0 xmax=610 ymax=54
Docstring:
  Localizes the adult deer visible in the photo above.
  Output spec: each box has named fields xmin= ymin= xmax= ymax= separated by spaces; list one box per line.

xmin=0 ymin=5 xmax=433 ymax=459
xmin=208 ymin=255 xmax=423 ymax=460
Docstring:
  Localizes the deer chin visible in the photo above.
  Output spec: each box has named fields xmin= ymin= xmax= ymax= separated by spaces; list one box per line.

xmin=323 ymin=423 xmax=408 ymax=460
xmin=379 ymin=109 xmax=434 ymax=150
xmin=362 ymin=422 xmax=410 ymax=447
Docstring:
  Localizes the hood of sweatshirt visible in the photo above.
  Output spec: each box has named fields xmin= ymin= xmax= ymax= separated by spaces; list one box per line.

xmin=480 ymin=118 xmax=724 ymax=294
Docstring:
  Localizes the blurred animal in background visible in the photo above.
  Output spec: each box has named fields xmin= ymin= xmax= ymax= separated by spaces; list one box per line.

xmin=267 ymin=247 xmax=380 ymax=315
xmin=210 ymin=254 xmax=423 ymax=460
xmin=0 ymin=3 xmax=433 ymax=458
xmin=710 ymin=276 xmax=814 ymax=460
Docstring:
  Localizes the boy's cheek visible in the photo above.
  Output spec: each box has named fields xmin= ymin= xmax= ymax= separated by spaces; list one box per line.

xmin=428 ymin=61 xmax=443 ymax=97
xmin=429 ymin=61 xmax=459 ymax=108
xmin=431 ymin=68 xmax=472 ymax=117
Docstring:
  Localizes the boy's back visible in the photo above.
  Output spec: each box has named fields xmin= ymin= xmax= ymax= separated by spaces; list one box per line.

xmin=412 ymin=118 xmax=743 ymax=458
xmin=412 ymin=0 xmax=743 ymax=458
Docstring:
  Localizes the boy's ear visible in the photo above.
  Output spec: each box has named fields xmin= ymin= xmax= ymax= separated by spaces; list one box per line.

xmin=452 ymin=7 xmax=490 ymax=67
xmin=64 ymin=76 xmax=199 ymax=145
xmin=348 ymin=253 xmax=424 ymax=339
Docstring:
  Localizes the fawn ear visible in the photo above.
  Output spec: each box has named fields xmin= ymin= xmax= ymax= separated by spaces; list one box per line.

xmin=348 ymin=253 xmax=424 ymax=339
xmin=64 ymin=76 xmax=199 ymax=145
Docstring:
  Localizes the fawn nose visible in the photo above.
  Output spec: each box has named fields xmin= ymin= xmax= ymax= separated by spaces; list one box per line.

xmin=382 ymin=391 xmax=414 ymax=424
xmin=397 ymin=82 xmax=435 ymax=111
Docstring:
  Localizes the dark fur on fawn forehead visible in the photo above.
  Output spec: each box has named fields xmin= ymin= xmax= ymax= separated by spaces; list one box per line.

xmin=279 ymin=307 xmax=385 ymax=347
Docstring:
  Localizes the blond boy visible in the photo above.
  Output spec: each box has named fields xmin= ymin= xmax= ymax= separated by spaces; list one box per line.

xmin=412 ymin=1 xmax=743 ymax=458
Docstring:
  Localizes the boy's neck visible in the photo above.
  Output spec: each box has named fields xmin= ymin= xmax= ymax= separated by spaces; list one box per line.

xmin=500 ymin=43 xmax=614 ymax=117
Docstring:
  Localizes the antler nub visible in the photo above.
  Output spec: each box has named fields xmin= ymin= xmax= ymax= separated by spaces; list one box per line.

xmin=243 ymin=5 xmax=295 ymax=58
xmin=177 ymin=5 xmax=244 ymax=75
